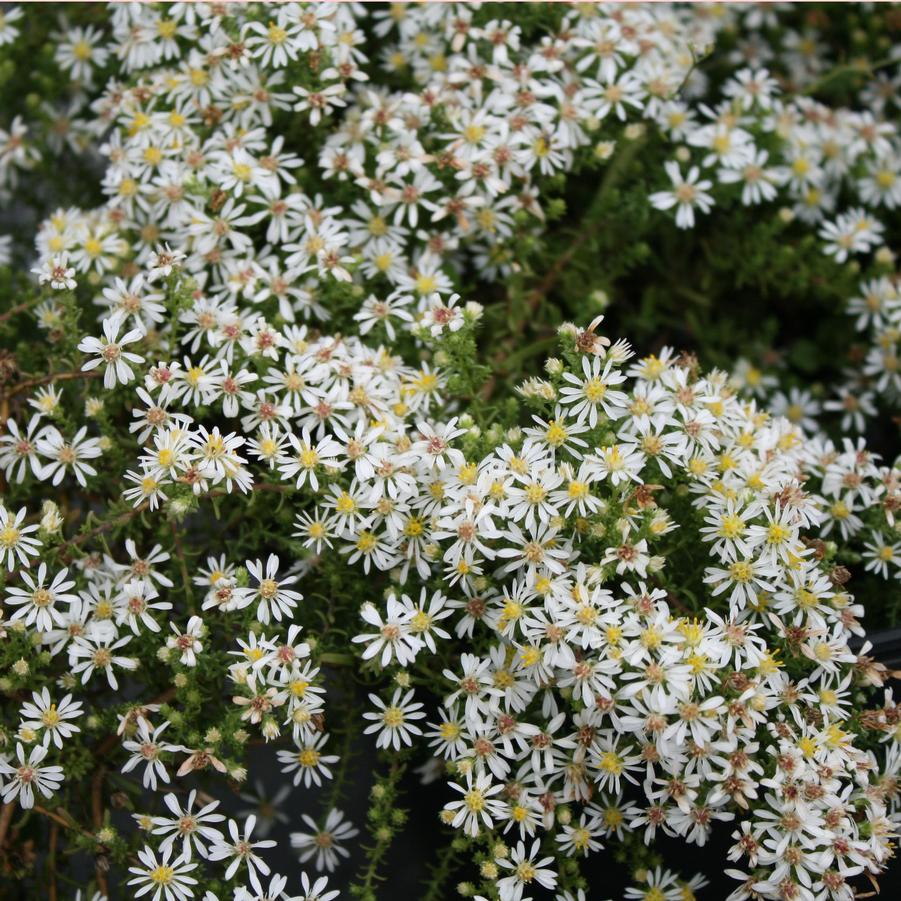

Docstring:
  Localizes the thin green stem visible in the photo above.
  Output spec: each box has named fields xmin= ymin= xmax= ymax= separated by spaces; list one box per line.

xmin=801 ymin=55 xmax=898 ymax=97
xmin=349 ymin=757 xmax=407 ymax=900
xmin=421 ymin=832 xmax=463 ymax=901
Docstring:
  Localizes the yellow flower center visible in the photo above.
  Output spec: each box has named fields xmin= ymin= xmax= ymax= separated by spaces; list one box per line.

xmin=415 ymin=274 xmax=437 ymax=295
xmin=232 ymin=162 xmax=252 ymax=182
xmin=597 ymin=750 xmax=623 ymax=774
xmin=584 ymin=378 xmax=607 ymax=402
xmin=463 ymin=123 xmax=485 ymax=144
xmin=335 ymin=493 xmax=356 ymax=514
xmin=439 ymin=722 xmax=460 ymax=740
xmin=73 ymin=40 xmax=92 ymax=61
xmin=464 ymin=789 xmax=485 ymax=811
xmin=728 ymin=561 xmax=752 ymax=583
xmin=545 ymin=421 xmax=567 ymax=446
xmin=299 ymin=448 xmax=319 ymax=469
xmin=719 ymin=514 xmax=745 ymax=539
xmin=268 ymin=22 xmax=287 ymax=44
xmin=0 ymin=525 xmax=21 ymax=548
xmin=149 ymin=864 xmax=175 ymax=885
xmin=298 ymin=748 xmax=321 ymax=767
xmin=404 ymin=518 xmax=424 ymax=537
xmin=368 ymin=216 xmax=387 ymax=236
xmin=515 ymin=862 xmax=537 ymax=883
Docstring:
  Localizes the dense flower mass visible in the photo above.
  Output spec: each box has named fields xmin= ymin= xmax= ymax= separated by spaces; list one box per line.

xmin=1 ymin=3 xmax=900 ymax=901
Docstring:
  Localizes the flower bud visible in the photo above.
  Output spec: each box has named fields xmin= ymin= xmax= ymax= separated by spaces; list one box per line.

xmin=545 ymin=357 xmax=563 ymax=376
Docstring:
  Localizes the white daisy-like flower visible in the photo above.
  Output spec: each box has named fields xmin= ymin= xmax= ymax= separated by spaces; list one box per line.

xmin=0 ymin=504 xmax=42 ymax=570
xmin=4 ymin=562 xmax=77 ymax=631
xmin=351 ymin=595 xmax=423 ymax=667
xmin=165 ymin=616 xmax=204 ymax=667
xmin=649 ymin=161 xmax=715 ymax=229
xmin=276 ymin=732 xmax=339 ymax=788
xmin=208 ymin=815 xmax=276 ymax=882
xmin=233 ymin=554 xmax=304 ymax=625
xmin=496 ymin=838 xmax=558 ymax=901
xmin=36 ymin=425 xmax=103 ymax=487
xmin=19 ymin=688 xmax=83 ymax=749
xmin=444 ymin=770 xmax=506 ymax=837
xmin=0 ymin=414 xmax=47 ymax=483
xmin=68 ymin=633 xmax=137 ymax=690
xmin=290 ymin=808 xmax=359 ymax=873
xmin=78 ymin=313 xmax=146 ymax=389
xmin=362 ymin=688 xmax=427 ymax=750
xmin=121 ymin=720 xmax=186 ymax=791
xmin=296 ymin=872 xmax=340 ymax=901
xmin=127 ymin=845 xmax=198 ymax=901
xmin=32 ymin=253 xmax=77 ymax=290
xmin=0 ymin=742 xmax=65 ymax=809
xmin=151 ymin=790 xmax=225 ymax=860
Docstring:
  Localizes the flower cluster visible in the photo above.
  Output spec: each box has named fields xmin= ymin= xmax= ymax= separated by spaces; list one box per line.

xmin=353 ymin=327 xmax=899 ymax=901
xmin=16 ymin=2 xmax=723 ymax=324
xmin=1 ymin=4 xmax=901 ymax=901
xmin=639 ymin=9 xmax=901 ymax=450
